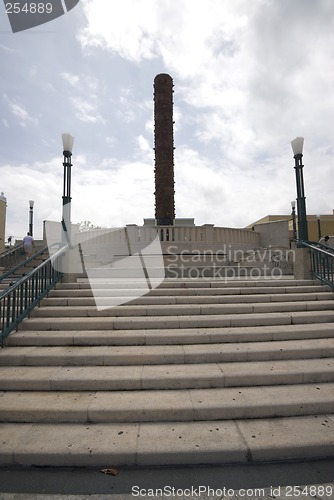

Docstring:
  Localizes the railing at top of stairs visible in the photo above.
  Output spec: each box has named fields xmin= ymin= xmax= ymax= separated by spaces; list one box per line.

xmin=0 ymin=245 xmax=68 ymax=345
xmin=300 ymin=240 xmax=334 ymax=290
xmin=0 ymin=245 xmax=51 ymax=284
xmin=0 ymin=244 xmax=25 ymax=270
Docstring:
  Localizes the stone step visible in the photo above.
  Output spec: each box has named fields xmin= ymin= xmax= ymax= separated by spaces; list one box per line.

xmin=43 ymin=291 xmax=334 ymax=306
xmin=1 ymin=358 xmax=333 ymax=391
xmin=1 ymin=338 xmax=334 ymax=366
xmin=58 ymin=278 xmax=321 ymax=290
xmin=0 ymin=384 xmax=333 ymax=424
xmin=1 ymin=414 xmax=334 ymax=467
xmin=20 ymin=310 xmax=334 ymax=330
xmin=49 ymin=285 xmax=330 ymax=299
xmin=30 ymin=300 xmax=334 ymax=318
xmin=6 ymin=323 xmax=334 ymax=346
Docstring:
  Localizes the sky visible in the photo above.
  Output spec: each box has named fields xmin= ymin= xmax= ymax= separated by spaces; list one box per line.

xmin=1 ymin=0 xmax=334 ymax=241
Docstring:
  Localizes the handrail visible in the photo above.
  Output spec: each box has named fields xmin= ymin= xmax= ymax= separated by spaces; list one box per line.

xmin=0 ymin=245 xmax=51 ymax=284
xmin=0 ymin=244 xmax=24 ymax=270
xmin=0 ymin=243 xmax=23 ymax=259
xmin=0 ymin=245 xmax=68 ymax=345
xmin=300 ymin=241 xmax=334 ymax=290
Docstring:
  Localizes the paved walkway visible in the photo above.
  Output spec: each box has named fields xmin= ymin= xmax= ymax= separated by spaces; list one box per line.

xmin=0 ymin=460 xmax=333 ymax=499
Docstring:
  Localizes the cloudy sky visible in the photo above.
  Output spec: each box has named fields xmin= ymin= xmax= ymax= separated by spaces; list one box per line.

xmin=1 ymin=0 xmax=333 ymax=240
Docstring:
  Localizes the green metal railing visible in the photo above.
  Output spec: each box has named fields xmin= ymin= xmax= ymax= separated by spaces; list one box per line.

xmin=0 ymin=245 xmax=67 ymax=345
xmin=0 ymin=245 xmax=51 ymax=284
xmin=0 ymin=244 xmax=24 ymax=270
xmin=301 ymin=241 xmax=334 ymax=290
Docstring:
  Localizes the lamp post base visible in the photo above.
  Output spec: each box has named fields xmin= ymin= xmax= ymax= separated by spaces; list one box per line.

xmin=294 ymin=247 xmax=312 ymax=280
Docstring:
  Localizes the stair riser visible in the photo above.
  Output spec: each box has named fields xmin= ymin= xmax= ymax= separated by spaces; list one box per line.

xmin=42 ymin=292 xmax=334 ymax=307
xmin=2 ymin=369 xmax=334 ymax=391
xmin=20 ymin=311 xmax=334 ymax=330
xmin=6 ymin=324 xmax=334 ymax=346
xmin=2 ymin=346 xmax=334 ymax=366
xmin=31 ymin=302 xmax=334 ymax=318
xmin=49 ymin=286 xmax=330 ymax=298
xmin=1 ymin=401 xmax=333 ymax=424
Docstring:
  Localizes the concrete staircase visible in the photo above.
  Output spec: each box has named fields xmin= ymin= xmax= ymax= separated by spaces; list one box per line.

xmin=0 ymin=277 xmax=334 ymax=467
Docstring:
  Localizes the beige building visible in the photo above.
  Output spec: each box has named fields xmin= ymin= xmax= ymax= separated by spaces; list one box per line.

xmin=0 ymin=192 xmax=7 ymax=253
xmin=248 ymin=211 xmax=334 ymax=243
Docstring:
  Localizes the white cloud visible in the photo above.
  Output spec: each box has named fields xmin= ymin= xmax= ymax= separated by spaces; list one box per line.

xmin=1 ymin=160 xmax=62 ymax=240
xmin=61 ymin=72 xmax=100 ymax=92
xmin=106 ymin=136 xmax=117 ymax=146
xmin=79 ymin=0 xmax=158 ymax=60
xmin=61 ymin=72 xmax=106 ymax=123
xmin=2 ymin=0 xmax=334 ymax=241
xmin=70 ymin=96 xmax=105 ymax=123
xmin=76 ymin=0 xmax=334 ymax=225
xmin=78 ymin=0 xmax=334 ymax=153
xmin=3 ymin=94 xmax=38 ymax=127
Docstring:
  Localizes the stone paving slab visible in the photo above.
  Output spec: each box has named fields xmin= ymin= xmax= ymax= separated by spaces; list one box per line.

xmin=238 ymin=414 xmax=334 ymax=463
xmin=0 ymin=392 xmax=95 ymax=423
xmin=136 ymin=420 xmax=248 ymax=467
xmin=291 ymin=311 xmax=334 ymax=324
xmin=12 ymin=423 xmax=138 ymax=467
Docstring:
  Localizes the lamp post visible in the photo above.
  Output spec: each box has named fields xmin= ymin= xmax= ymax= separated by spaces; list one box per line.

xmin=61 ymin=133 xmax=74 ymax=246
xmin=29 ymin=199 xmax=34 ymax=236
xmin=317 ymin=215 xmax=322 ymax=240
xmin=291 ymin=137 xmax=309 ymax=243
xmin=291 ymin=200 xmax=297 ymax=241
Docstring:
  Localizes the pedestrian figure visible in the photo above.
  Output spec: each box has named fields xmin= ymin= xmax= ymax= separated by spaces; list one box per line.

xmin=23 ymin=232 xmax=35 ymax=257
xmin=319 ymin=235 xmax=330 ymax=247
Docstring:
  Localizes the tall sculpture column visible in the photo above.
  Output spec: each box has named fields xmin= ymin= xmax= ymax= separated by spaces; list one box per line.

xmin=154 ymin=73 xmax=175 ymax=226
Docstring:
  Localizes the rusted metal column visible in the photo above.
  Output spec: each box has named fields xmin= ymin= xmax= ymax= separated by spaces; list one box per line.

xmin=154 ymin=73 xmax=175 ymax=226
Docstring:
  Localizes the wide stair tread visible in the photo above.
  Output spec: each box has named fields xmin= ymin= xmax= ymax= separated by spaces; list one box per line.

xmin=6 ymin=323 xmax=334 ymax=346
xmin=1 ymin=338 xmax=334 ymax=365
xmin=1 ymin=416 xmax=333 ymax=467
xmin=1 ymin=384 xmax=333 ymax=423
xmin=1 ymin=358 xmax=334 ymax=390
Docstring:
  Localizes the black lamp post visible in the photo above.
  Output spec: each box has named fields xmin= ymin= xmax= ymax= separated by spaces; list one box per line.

xmin=291 ymin=200 xmax=297 ymax=241
xmin=291 ymin=137 xmax=309 ymax=243
xmin=317 ymin=215 xmax=321 ymax=240
xmin=61 ymin=133 xmax=74 ymax=245
xmin=29 ymin=199 xmax=34 ymax=236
